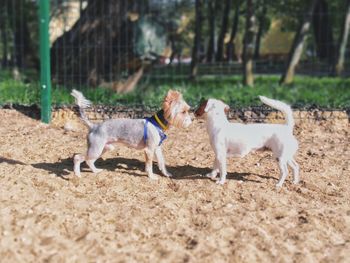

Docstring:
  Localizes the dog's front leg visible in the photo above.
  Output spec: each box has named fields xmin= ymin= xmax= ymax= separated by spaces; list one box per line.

xmin=216 ymin=152 xmax=227 ymax=185
xmin=206 ymin=159 xmax=219 ymax=180
xmin=155 ymin=147 xmax=173 ymax=177
xmin=144 ymin=147 xmax=157 ymax=180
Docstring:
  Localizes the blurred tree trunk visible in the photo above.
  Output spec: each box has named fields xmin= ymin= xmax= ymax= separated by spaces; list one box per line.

xmin=14 ymin=19 xmax=37 ymax=69
xmin=226 ymin=2 xmax=240 ymax=62
xmin=242 ymin=0 xmax=257 ymax=86
xmin=0 ymin=27 xmax=8 ymax=68
xmin=79 ymin=0 xmax=83 ymax=16
xmin=331 ymin=0 xmax=350 ymax=76
xmin=51 ymin=0 xmax=136 ymax=87
xmin=206 ymin=0 xmax=216 ymax=63
xmin=280 ymin=0 xmax=319 ymax=85
xmin=216 ymin=0 xmax=231 ymax=62
xmin=313 ymin=0 xmax=334 ymax=61
xmin=190 ymin=0 xmax=203 ymax=79
xmin=168 ymin=35 xmax=177 ymax=65
xmin=0 ymin=6 xmax=8 ymax=68
xmin=8 ymin=0 xmax=38 ymax=71
xmin=254 ymin=2 xmax=267 ymax=60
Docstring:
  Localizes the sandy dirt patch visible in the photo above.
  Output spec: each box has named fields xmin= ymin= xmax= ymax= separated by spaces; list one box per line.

xmin=0 ymin=109 xmax=349 ymax=262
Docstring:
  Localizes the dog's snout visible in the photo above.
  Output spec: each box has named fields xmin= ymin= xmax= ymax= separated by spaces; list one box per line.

xmin=182 ymin=115 xmax=192 ymax=128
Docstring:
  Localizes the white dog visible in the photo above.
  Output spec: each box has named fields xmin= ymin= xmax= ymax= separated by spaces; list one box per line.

xmin=195 ymin=96 xmax=299 ymax=187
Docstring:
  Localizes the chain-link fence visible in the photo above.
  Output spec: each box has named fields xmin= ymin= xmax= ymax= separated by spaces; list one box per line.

xmin=1 ymin=1 xmax=350 ymax=84
xmin=50 ymin=0 xmax=350 ymax=86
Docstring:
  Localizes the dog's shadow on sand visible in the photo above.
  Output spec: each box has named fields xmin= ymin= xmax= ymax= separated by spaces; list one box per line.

xmin=31 ymin=157 xmax=74 ymax=180
xmin=0 ymin=157 xmax=27 ymax=166
xmin=31 ymin=156 xmax=273 ymax=183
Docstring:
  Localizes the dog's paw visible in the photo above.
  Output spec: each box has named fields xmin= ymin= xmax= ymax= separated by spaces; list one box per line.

xmin=148 ymin=174 xmax=159 ymax=180
xmin=216 ymin=179 xmax=226 ymax=185
xmin=205 ymin=172 xmax=218 ymax=180
xmin=93 ymin=168 xmax=103 ymax=174
xmin=164 ymin=172 xmax=173 ymax=178
xmin=104 ymin=144 xmax=115 ymax=151
xmin=293 ymin=179 xmax=300 ymax=184
xmin=275 ymin=182 xmax=283 ymax=189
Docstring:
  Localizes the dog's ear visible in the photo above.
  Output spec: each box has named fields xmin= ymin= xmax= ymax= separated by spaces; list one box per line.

xmin=194 ymin=99 xmax=208 ymax=117
xmin=163 ymin=89 xmax=184 ymax=120
xmin=165 ymin=90 xmax=182 ymax=103
xmin=204 ymin=99 xmax=214 ymax=113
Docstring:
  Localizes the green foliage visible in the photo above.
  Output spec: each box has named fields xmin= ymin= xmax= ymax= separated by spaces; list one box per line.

xmin=154 ymin=75 xmax=350 ymax=108
xmin=0 ymin=79 xmax=39 ymax=105
xmin=0 ymin=73 xmax=349 ymax=108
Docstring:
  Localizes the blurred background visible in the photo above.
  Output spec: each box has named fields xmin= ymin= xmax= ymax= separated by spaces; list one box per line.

xmin=0 ymin=0 xmax=349 ymax=109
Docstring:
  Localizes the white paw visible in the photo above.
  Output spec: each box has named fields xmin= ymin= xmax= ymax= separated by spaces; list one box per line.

xmin=293 ymin=179 xmax=300 ymax=184
xmin=206 ymin=173 xmax=217 ymax=180
xmin=164 ymin=172 xmax=173 ymax=178
xmin=93 ymin=168 xmax=103 ymax=174
xmin=216 ymin=179 xmax=226 ymax=185
xmin=74 ymin=172 xmax=81 ymax=178
xmin=148 ymin=174 xmax=158 ymax=180
xmin=275 ymin=183 xmax=283 ymax=188
xmin=105 ymin=144 xmax=115 ymax=151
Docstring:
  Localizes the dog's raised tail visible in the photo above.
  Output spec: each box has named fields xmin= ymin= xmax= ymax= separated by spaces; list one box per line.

xmin=259 ymin=96 xmax=294 ymax=130
xmin=71 ymin=89 xmax=94 ymax=129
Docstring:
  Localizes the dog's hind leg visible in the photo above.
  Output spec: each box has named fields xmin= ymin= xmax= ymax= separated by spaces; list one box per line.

xmin=86 ymin=160 xmax=103 ymax=174
xmin=73 ymin=154 xmax=85 ymax=177
xmin=145 ymin=147 xmax=157 ymax=180
xmin=288 ymin=158 xmax=300 ymax=184
xmin=85 ymin=141 xmax=105 ymax=174
xmin=276 ymin=159 xmax=288 ymax=188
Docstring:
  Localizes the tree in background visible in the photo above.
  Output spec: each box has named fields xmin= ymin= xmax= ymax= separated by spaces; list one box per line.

xmin=51 ymin=0 xmax=185 ymax=88
xmin=280 ymin=0 xmax=319 ymax=85
xmin=242 ymin=0 xmax=257 ymax=86
xmin=254 ymin=0 xmax=268 ymax=59
xmin=51 ymin=0 xmax=132 ymax=86
xmin=167 ymin=1 xmax=193 ymax=66
xmin=0 ymin=0 xmax=38 ymax=75
xmin=226 ymin=1 xmax=241 ymax=62
xmin=1 ymin=0 xmax=350 ymax=86
xmin=190 ymin=0 xmax=203 ymax=79
xmin=216 ymin=0 xmax=231 ymax=62
xmin=206 ymin=0 xmax=217 ymax=63
xmin=332 ymin=0 xmax=350 ymax=76
xmin=0 ymin=4 xmax=9 ymax=68
xmin=312 ymin=0 xmax=334 ymax=62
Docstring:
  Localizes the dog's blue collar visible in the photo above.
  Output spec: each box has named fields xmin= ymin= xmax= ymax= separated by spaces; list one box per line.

xmin=144 ymin=111 xmax=168 ymax=146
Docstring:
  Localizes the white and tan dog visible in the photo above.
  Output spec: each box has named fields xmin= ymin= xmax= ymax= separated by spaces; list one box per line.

xmin=195 ymin=96 xmax=299 ymax=187
xmin=71 ymin=89 xmax=192 ymax=179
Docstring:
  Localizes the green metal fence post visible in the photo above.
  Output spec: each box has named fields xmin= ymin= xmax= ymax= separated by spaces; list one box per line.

xmin=39 ymin=0 xmax=51 ymax=123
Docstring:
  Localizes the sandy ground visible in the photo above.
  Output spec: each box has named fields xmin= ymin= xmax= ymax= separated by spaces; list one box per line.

xmin=0 ymin=108 xmax=349 ymax=263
